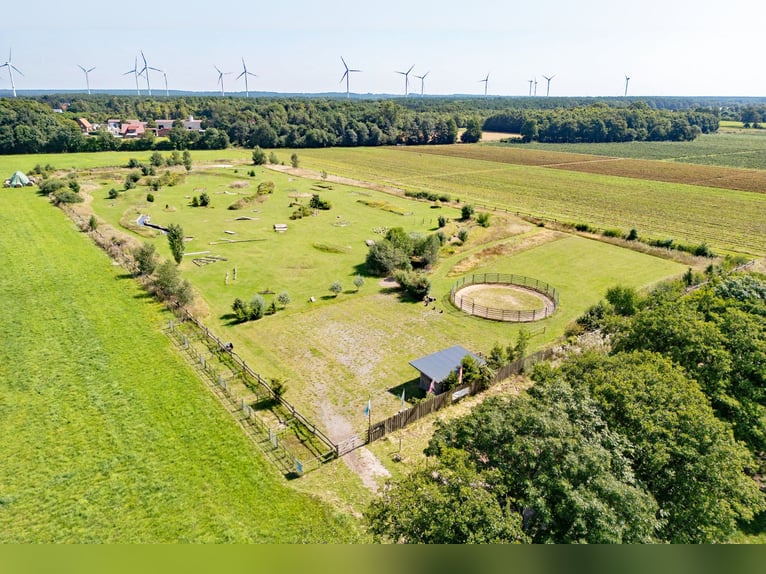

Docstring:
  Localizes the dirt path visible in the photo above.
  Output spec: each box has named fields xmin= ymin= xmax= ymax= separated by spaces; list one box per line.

xmin=318 ymin=395 xmax=390 ymax=492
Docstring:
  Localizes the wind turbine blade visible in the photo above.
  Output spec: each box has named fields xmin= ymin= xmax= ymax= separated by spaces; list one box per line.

xmin=78 ymin=65 xmax=86 ymax=72
xmin=236 ymin=71 xmax=245 ymax=79
xmin=341 ymin=56 xmax=348 ymax=70
xmin=88 ymin=67 xmax=96 ymax=73
xmin=407 ymin=65 xmax=414 ymax=74
xmin=11 ymin=65 xmax=23 ymax=76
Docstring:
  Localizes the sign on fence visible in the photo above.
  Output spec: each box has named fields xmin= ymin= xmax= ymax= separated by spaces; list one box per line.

xmin=451 ymin=387 xmax=471 ymax=401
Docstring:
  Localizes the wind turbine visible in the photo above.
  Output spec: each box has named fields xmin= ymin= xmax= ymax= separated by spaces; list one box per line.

xmin=215 ymin=65 xmax=231 ymax=96
xmin=237 ymin=57 xmax=257 ymax=97
xmin=415 ymin=71 xmax=429 ymax=96
xmin=161 ymin=71 xmax=169 ymax=97
xmin=78 ymin=65 xmax=96 ymax=95
xmin=0 ymin=50 xmax=23 ymax=98
xmin=339 ymin=56 xmax=361 ymax=98
xmin=542 ymin=74 xmax=555 ymax=97
xmin=123 ymin=57 xmax=141 ymax=95
xmin=138 ymin=51 xmax=161 ymax=96
xmin=534 ymin=77 xmax=538 ymax=96
xmin=479 ymin=73 xmax=489 ymax=96
xmin=395 ymin=64 xmax=414 ymax=96
xmin=624 ymin=74 xmax=631 ymax=97
xmin=528 ymin=79 xmax=533 ymax=96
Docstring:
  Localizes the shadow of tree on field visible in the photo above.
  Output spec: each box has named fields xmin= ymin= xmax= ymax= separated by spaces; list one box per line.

xmin=387 ymin=377 xmax=426 ymax=406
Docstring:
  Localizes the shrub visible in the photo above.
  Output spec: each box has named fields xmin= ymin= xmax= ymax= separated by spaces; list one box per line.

xmin=476 ymin=212 xmax=491 ymax=228
xmin=232 ymin=298 xmax=250 ymax=322
xmin=127 ymin=158 xmax=141 ymax=168
xmin=88 ymin=215 xmax=98 ymax=231
xmin=574 ymin=223 xmax=593 ymax=232
xmin=199 ymin=192 xmax=210 ymax=207
xmin=437 ymin=215 xmax=447 ymax=228
xmin=290 ymin=153 xmax=300 ymax=168
xmin=252 ymin=146 xmax=266 ymax=165
xmin=249 ymin=295 xmax=266 ymax=320
xmin=107 ymin=188 xmax=119 ymax=199
xmin=602 ymin=228 xmax=623 ymax=238
xmin=268 ymin=152 xmax=279 ymax=164
xmin=191 ymin=196 xmax=199 ymax=207
xmin=353 ymin=276 xmax=365 ymax=291
xmin=52 ymin=188 xmax=83 ymax=205
xmin=461 ymin=204 xmax=475 ymax=220
xmin=277 ymin=291 xmax=291 ymax=307
xmin=310 ymin=194 xmax=332 ymax=210
xmin=149 ymin=178 xmax=161 ymax=192
xmin=68 ymin=180 xmax=80 ymax=193
xmin=626 ymin=228 xmax=639 ymax=241
xmin=394 ymin=270 xmax=431 ymax=299
xmin=146 ymin=193 xmax=155 ymax=203
xmin=257 ymin=181 xmax=275 ymax=195
xmin=457 ymin=228 xmax=469 ymax=243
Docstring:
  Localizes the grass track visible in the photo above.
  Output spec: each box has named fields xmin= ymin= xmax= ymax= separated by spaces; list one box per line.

xmin=0 ymin=187 xmax=361 ymax=542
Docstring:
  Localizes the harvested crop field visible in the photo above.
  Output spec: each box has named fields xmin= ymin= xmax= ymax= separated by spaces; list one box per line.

xmin=399 ymin=145 xmax=766 ymax=194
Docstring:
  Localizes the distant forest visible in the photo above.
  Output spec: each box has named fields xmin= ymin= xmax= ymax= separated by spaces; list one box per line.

xmin=1 ymin=94 xmax=760 ymax=155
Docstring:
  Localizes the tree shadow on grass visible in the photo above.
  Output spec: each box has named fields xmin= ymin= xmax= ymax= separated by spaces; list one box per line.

xmin=115 ymin=272 xmax=134 ymax=281
xmin=219 ymin=312 xmax=243 ymax=327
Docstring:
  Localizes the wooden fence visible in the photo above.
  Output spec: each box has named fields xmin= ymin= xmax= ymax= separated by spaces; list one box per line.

xmin=450 ymin=273 xmax=559 ymax=322
xmin=365 ymin=346 xmax=557 ymax=444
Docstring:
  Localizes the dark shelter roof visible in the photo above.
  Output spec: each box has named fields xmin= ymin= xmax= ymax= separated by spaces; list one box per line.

xmin=409 ymin=345 xmax=485 ymax=382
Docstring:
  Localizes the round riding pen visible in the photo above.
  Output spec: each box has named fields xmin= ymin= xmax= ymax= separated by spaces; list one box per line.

xmin=449 ymin=273 xmax=559 ymax=322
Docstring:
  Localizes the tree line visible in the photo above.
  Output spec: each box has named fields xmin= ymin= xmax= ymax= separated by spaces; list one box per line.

xmin=484 ymin=102 xmax=719 ymax=143
xmin=366 ymin=269 xmax=766 ymax=543
xmin=0 ymin=94 xmax=736 ymax=155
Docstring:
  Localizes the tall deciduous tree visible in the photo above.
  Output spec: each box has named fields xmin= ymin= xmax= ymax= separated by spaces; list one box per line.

xmin=166 ymin=223 xmax=185 ymax=264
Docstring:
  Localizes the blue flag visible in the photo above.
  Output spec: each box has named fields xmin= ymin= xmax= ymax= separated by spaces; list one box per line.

xmin=364 ymin=399 xmax=370 ymax=417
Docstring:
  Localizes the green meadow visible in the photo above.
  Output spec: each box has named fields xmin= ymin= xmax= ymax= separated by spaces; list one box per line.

xmin=0 ymin=186 xmax=361 ymax=542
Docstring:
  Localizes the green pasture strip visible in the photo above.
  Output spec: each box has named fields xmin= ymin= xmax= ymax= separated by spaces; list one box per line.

xmin=0 ymin=188 xmax=359 ymax=542
xmin=521 ymin=131 xmax=766 ymax=169
xmin=293 ymin=147 xmax=766 ymax=256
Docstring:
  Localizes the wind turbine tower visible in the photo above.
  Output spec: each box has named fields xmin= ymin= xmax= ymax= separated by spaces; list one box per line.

xmin=215 ymin=66 xmax=231 ymax=96
xmin=138 ymin=51 xmax=162 ymax=96
xmin=78 ymin=65 xmax=96 ymax=95
xmin=339 ymin=56 xmax=361 ymax=98
xmin=237 ymin=58 xmax=257 ymax=97
xmin=528 ymin=79 xmax=533 ymax=96
xmin=162 ymin=71 xmax=169 ymax=97
xmin=543 ymin=74 xmax=555 ymax=97
xmin=123 ymin=58 xmax=141 ymax=95
xmin=1 ymin=50 xmax=23 ymax=98
xmin=395 ymin=64 xmax=414 ymax=96
xmin=533 ymin=77 xmax=538 ymax=96
xmin=415 ymin=71 xmax=429 ymax=96
xmin=479 ymin=73 xmax=489 ymax=96
xmin=624 ymin=74 xmax=631 ymax=97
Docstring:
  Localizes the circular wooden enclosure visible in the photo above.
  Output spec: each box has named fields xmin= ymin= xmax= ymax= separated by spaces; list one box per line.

xmin=449 ymin=273 xmax=558 ymax=322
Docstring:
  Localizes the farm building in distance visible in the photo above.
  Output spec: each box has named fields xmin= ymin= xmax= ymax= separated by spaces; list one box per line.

xmin=409 ymin=345 xmax=485 ymax=394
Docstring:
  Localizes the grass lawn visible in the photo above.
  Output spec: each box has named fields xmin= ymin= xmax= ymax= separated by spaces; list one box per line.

xmin=0 ymin=186 xmax=362 ymax=542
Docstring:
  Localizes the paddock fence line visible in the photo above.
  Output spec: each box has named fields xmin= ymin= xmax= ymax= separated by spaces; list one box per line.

xmin=449 ymin=273 xmax=559 ymax=322
xmin=170 ymin=310 xmax=338 ymax=475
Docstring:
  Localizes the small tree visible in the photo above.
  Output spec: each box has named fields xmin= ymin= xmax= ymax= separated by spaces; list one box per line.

xmin=88 ymin=215 xmax=98 ymax=231
xmin=146 ymin=193 xmax=155 ymax=203
xmin=182 ymin=150 xmax=193 ymax=172
xmin=476 ymin=212 xmax=491 ymax=228
xmin=199 ymin=192 xmax=210 ymax=207
xmin=487 ymin=343 xmax=507 ymax=370
xmin=150 ymin=151 xmax=165 ymax=167
xmin=268 ymin=151 xmax=279 ymax=164
xmin=133 ymin=242 xmax=157 ymax=276
xmin=108 ymin=188 xmax=119 ymax=199
xmin=461 ymin=204 xmax=475 ymax=220
xmin=437 ymin=215 xmax=447 ymax=228
xmin=232 ymin=298 xmax=250 ymax=322
xmin=249 ymin=295 xmax=266 ymax=320
xmin=329 ymin=281 xmax=343 ymax=297
xmin=277 ymin=291 xmax=291 ymax=307
xmin=457 ymin=228 xmax=469 ymax=243
xmin=166 ymin=223 xmax=185 ymax=264
xmin=290 ymin=152 xmax=300 ymax=168
xmin=252 ymin=146 xmax=266 ymax=165
xmin=353 ymin=276 xmax=365 ymax=291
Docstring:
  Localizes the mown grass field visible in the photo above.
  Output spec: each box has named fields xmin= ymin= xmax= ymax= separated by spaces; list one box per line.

xmin=293 ymin=146 xmax=766 ymax=256
xmin=0 ymin=186 xmax=362 ymax=542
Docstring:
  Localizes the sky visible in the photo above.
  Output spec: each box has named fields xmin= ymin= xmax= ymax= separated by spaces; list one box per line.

xmin=2 ymin=0 xmax=765 ymax=98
